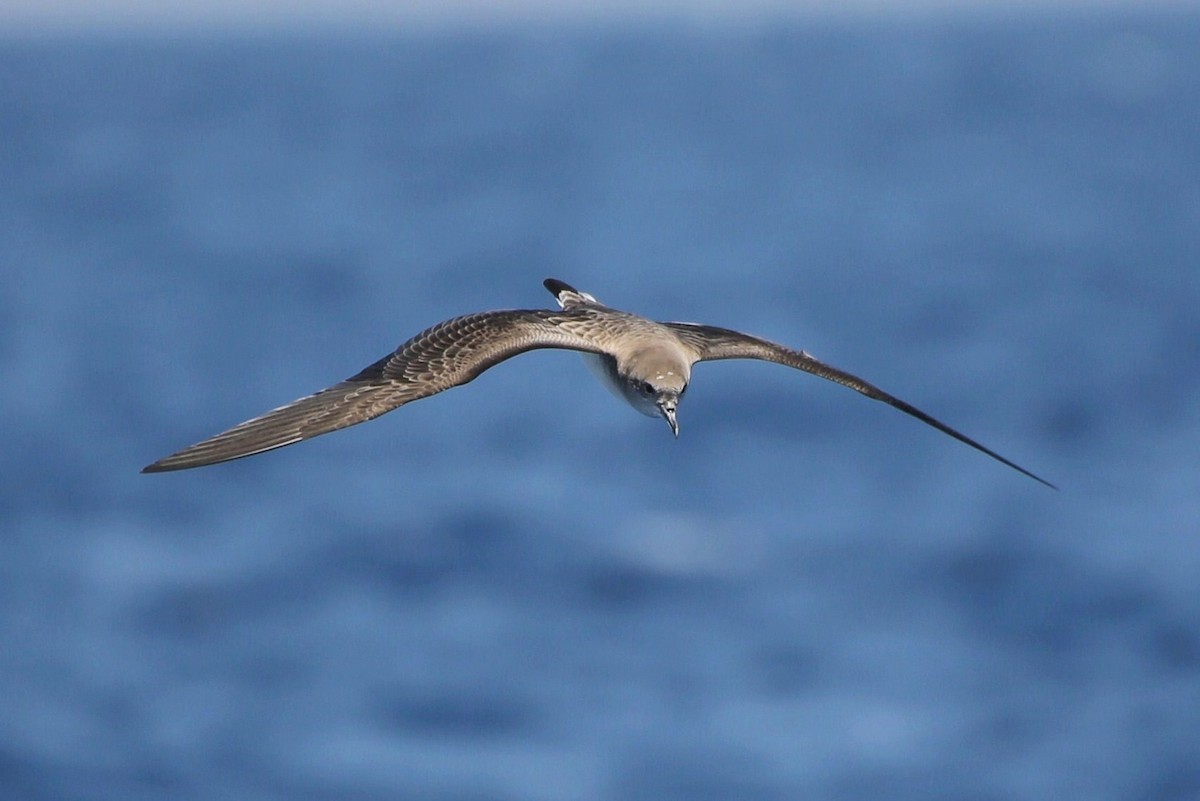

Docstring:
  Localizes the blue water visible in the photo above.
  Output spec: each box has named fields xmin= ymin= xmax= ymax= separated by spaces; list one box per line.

xmin=3 ymin=14 xmax=1200 ymax=800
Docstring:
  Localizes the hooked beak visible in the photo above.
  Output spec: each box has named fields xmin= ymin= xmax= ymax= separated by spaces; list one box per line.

xmin=657 ymin=395 xmax=679 ymax=438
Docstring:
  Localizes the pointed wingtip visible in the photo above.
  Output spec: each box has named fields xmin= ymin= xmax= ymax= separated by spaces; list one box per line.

xmin=1028 ymin=471 xmax=1059 ymax=491
xmin=141 ymin=458 xmax=181 ymax=474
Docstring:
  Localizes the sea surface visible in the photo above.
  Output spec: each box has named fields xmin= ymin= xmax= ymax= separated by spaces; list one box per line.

xmin=2 ymin=12 xmax=1199 ymax=800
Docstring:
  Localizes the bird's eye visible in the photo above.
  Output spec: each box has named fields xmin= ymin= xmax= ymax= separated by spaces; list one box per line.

xmin=640 ymin=381 xmax=654 ymax=394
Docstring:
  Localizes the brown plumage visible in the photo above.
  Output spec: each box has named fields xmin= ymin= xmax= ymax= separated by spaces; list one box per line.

xmin=142 ymin=278 xmax=1055 ymax=489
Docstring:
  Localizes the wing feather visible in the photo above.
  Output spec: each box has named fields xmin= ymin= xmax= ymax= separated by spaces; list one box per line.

xmin=143 ymin=309 xmax=605 ymax=472
xmin=667 ymin=322 xmax=1056 ymax=489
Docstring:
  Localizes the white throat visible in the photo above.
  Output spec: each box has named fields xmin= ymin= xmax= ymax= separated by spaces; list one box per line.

xmin=579 ymin=353 xmax=659 ymax=417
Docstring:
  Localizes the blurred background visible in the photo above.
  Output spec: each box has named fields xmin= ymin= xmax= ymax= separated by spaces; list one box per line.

xmin=2 ymin=1 xmax=1199 ymax=799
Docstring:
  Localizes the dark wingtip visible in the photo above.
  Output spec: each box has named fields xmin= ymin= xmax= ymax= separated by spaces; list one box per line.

xmin=543 ymin=278 xmax=576 ymax=297
xmin=141 ymin=458 xmax=182 ymax=474
xmin=1030 ymin=472 xmax=1059 ymax=491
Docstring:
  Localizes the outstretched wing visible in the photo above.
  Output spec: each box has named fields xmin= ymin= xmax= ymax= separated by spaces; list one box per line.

xmin=143 ymin=309 xmax=606 ymax=473
xmin=667 ymin=322 xmax=1056 ymax=489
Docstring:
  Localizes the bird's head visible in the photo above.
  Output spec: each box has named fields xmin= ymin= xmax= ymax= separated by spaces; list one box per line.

xmin=623 ymin=355 xmax=689 ymax=437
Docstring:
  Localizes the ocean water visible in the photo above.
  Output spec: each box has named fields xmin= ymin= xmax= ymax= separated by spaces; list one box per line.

xmin=2 ymin=13 xmax=1199 ymax=800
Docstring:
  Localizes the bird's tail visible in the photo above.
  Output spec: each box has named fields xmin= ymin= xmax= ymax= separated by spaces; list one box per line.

xmin=543 ymin=278 xmax=601 ymax=310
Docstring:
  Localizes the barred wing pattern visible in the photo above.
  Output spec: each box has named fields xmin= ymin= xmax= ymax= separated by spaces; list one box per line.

xmin=667 ymin=322 xmax=1056 ymax=489
xmin=142 ymin=309 xmax=607 ymax=472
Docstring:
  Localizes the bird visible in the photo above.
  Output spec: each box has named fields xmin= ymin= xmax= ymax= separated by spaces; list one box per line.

xmin=142 ymin=278 xmax=1055 ymax=488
